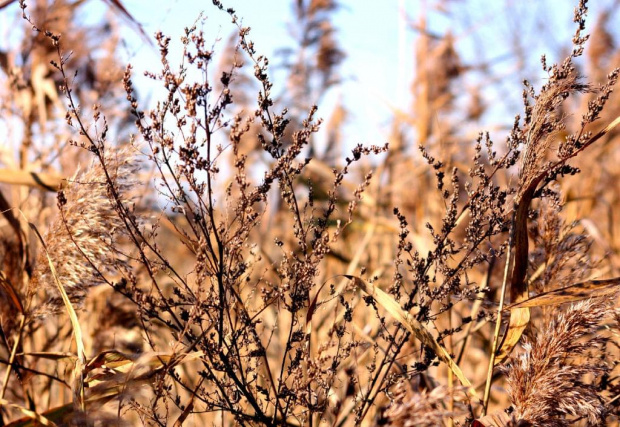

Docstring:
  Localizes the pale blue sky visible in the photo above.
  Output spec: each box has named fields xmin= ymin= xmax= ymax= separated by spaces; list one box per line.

xmin=2 ymin=0 xmax=618 ymax=156
xmin=118 ymin=0 xmax=409 ymax=149
xmin=109 ymin=0 xmax=617 ymax=152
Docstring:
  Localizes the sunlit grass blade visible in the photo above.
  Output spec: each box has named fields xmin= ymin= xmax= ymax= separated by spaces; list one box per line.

xmin=29 ymin=222 xmax=86 ymax=413
xmin=504 ymin=277 xmax=620 ymax=310
xmin=346 ymin=275 xmax=479 ymax=401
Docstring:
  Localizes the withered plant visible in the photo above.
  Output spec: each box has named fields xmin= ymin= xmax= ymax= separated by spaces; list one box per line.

xmin=0 ymin=0 xmax=619 ymax=426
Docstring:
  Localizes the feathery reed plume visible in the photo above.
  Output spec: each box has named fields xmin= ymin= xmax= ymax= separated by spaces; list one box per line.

xmin=505 ymin=298 xmax=615 ymax=426
xmin=29 ymin=146 xmax=138 ymax=314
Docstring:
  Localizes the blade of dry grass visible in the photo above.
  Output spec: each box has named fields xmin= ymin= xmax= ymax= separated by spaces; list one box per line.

xmin=28 ymin=222 xmax=86 ymax=413
xmin=494 ymin=188 xmax=535 ymax=365
xmin=19 ymin=352 xmax=76 ymax=362
xmin=505 ymin=277 xmax=620 ymax=310
xmin=346 ymin=275 xmax=479 ymax=401
xmin=0 ymin=398 xmax=58 ymax=427
xmin=172 ymin=399 xmax=195 ymax=427
xmin=493 ymin=308 xmax=530 ymax=364
xmin=0 ymin=270 xmax=23 ymax=315
xmin=0 ymin=169 xmax=64 ymax=191
xmin=456 ymin=258 xmax=495 ymax=366
xmin=473 ymin=411 xmax=510 ymax=427
xmin=483 ymin=215 xmax=515 ymax=414
xmin=0 ymin=190 xmax=25 ymax=264
xmin=0 ymin=316 xmax=25 ymax=403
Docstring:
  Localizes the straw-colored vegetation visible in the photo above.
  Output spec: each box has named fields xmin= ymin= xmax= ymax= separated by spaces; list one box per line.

xmin=0 ymin=0 xmax=619 ymax=425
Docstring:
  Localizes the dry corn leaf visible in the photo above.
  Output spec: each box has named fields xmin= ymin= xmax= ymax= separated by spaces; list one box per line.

xmin=306 ymin=280 xmax=328 ymax=334
xmin=81 ymin=350 xmax=206 ymax=408
xmin=4 ymin=396 xmax=113 ymax=427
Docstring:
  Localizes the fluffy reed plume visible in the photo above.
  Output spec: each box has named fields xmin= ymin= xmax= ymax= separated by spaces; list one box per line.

xmin=505 ymin=298 xmax=615 ymax=426
xmin=382 ymin=384 xmax=468 ymax=427
xmin=29 ymin=146 xmax=138 ymax=314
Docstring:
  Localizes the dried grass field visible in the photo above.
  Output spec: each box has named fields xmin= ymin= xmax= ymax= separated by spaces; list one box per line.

xmin=0 ymin=0 xmax=620 ymax=425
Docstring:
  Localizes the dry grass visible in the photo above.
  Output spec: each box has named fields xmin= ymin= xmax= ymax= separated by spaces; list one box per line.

xmin=0 ymin=0 xmax=619 ymax=426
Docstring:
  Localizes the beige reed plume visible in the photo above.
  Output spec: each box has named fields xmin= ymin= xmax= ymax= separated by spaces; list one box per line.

xmin=29 ymin=146 xmax=139 ymax=315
